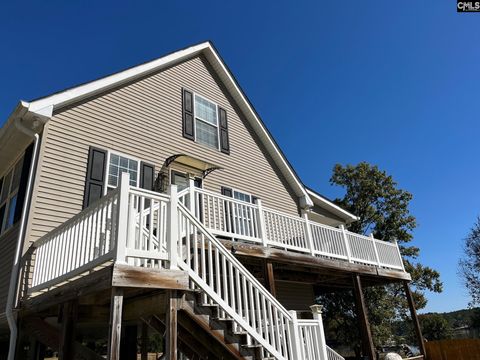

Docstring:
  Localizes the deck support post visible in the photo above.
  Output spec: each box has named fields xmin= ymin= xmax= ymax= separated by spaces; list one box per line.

xmin=59 ymin=300 xmax=77 ymax=360
xmin=353 ymin=275 xmax=376 ymax=360
xmin=165 ymin=290 xmax=178 ymax=360
xmin=263 ymin=260 xmax=277 ymax=297
xmin=107 ymin=287 xmax=124 ymax=360
xmin=404 ymin=281 xmax=427 ymax=358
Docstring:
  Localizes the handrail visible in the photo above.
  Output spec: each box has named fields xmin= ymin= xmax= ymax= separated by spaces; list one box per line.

xmin=190 ymin=187 xmax=405 ymax=272
xmin=32 ymin=189 xmax=119 ymax=248
xmin=177 ymin=201 xmax=293 ymax=359
xmin=30 ymin=189 xmax=119 ymax=292
xmin=326 ymin=346 xmax=345 ymax=360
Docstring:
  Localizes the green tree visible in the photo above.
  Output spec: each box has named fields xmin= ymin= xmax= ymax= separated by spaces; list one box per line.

xmin=419 ymin=314 xmax=451 ymax=341
xmin=459 ymin=217 xmax=480 ymax=307
xmin=320 ymin=162 xmax=442 ymax=350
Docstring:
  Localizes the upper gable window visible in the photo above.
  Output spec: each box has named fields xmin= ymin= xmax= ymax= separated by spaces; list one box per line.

xmin=182 ymin=89 xmax=230 ymax=154
xmin=194 ymin=95 xmax=219 ymax=149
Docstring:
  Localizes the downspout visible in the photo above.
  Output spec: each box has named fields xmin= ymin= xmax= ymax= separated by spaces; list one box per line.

xmin=6 ymin=116 xmax=43 ymax=360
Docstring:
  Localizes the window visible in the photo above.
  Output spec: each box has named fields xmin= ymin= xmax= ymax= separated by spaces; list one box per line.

xmin=222 ymin=186 xmax=256 ymax=204
xmin=233 ymin=189 xmax=251 ymax=203
xmin=105 ymin=152 xmax=139 ymax=193
xmin=194 ymin=94 xmax=219 ymax=150
xmin=0 ymin=155 xmax=24 ymax=234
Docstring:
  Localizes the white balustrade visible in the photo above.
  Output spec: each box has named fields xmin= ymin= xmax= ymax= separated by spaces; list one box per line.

xmin=30 ymin=189 xmax=119 ymax=292
xmin=189 ymin=188 xmax=404 ymax=271
xmin=125 ymin=187 xmax=170 ymax=268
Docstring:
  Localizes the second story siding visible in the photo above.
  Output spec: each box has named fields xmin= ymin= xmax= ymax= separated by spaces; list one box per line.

xmin=25 ymin=55 xmax=300 ymax=243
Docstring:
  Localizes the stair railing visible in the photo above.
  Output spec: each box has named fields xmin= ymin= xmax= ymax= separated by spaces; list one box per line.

xmin=176 ymin=200 xmax=298 ymax=359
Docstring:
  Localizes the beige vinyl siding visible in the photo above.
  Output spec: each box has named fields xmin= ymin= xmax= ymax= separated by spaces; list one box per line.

xmin=0 ymin=223 xmax=19 ymax=326
xmin=26 ymin=55 xmax=299 ymax=243
xmin=276 ymin=280 xmax=315 ymax=311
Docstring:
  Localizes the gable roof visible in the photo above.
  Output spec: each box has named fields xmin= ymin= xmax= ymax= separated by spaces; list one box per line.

xmin=0 ymin=41 xmax=357 ymax=220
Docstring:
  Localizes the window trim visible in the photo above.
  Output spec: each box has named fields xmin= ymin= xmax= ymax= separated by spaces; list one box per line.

xmin=223 ymin=186 xmax=254 ymax=204
xmin=193 ymin=92 xmax=221 ymax=151
xmin=104 ymin=149 xmax=141 ymax=194
xmin=0 ymin=153 xmax=24 ymax=234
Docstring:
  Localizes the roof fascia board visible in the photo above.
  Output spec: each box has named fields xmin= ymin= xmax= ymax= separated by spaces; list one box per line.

xmin=203 ymin=46 xmax=313 ymax=206
xmin=27 ymin=43 xmax=209 ymax=115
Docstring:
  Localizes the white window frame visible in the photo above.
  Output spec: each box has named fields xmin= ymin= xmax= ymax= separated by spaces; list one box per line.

xmin=193 ymin=93 xmax=221 ymax=151
xmin=104 ymin=149 xmax=141 ymax=194
xmin=231 ymin=187 xmax=253 ymax=203
xmin=0 ymin=153 xmax=24 ymax=235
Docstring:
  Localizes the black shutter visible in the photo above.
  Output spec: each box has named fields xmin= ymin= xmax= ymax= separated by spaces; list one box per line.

xmin=83 ymin=147 xmax=107 ymax=209
xmin=218 ymin=107 xmax=230 ymax=154
xmin=251 ymin=196 xmax=259 ymax=205
xmin=182 ymin=88 xmax=195 ymax=140
xmin=140 ymin=162 xmax=155 ymax=191
xmin=14 ymin=142 xmax=34 ymax=222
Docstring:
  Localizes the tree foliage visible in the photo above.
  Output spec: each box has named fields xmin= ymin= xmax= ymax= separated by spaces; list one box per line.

xmin=419 ymin=314 xmax=451 ymax=341
xmin=320 ymin=162 xmax=442 ymax=351
xmin=459 ymin=217 xmax=480 ymax=306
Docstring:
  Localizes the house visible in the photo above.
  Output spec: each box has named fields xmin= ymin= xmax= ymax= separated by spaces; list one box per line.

xmin=0 ymin=42 xmax=423 ymax=360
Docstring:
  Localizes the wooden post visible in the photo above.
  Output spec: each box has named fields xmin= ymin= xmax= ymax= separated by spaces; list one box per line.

xmin=141 ymin=322 xmax=148 ymax=360
xmin=165 ymin=290 xmax=178 ymax=360
xmin=263 ymin=260 xmax=277 ymax=297
xmin=167 ymin=185 xmax=178 ymax=270
xmin=107 ymin=287 xmax=124 ymax=360
xmin=353 ymin=275 xmax=376 ymax=360
xmin=404 ymin=281 xmax=427 ymax=358
xmin=58 ymin=300 xmax=77 ymax=360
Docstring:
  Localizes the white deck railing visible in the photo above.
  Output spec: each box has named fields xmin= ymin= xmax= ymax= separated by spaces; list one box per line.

xmin=27 ymin=173 xmax=349 ymax=359
xmin=30 ymin=190 xmax=119 ymax=293
xmin=188 ymin=187 xmax=405 ymax=271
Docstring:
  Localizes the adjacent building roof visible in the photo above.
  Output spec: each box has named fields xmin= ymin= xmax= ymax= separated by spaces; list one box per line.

xmin=0 ymin=41 xmax=358 ymax=222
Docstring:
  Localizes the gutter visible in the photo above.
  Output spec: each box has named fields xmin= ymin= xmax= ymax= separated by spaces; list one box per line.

xmin=6 ymin=111 xmax=45 ymax=360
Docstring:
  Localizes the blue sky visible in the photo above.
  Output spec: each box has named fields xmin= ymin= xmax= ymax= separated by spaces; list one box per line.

xmin=0 ymin=1 xmax=477 ymax=313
